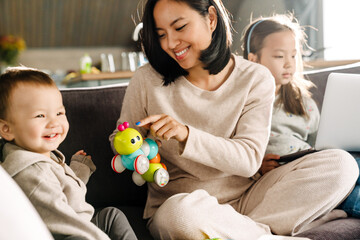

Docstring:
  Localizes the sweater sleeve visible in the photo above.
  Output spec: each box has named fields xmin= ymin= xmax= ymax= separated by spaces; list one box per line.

xmin=181 ymin=70 xmax=275 ymax=177
xmin=20 ymin=164 xmax=110 ymax=240
xmin=69 ymin=154 xmax=96 ymax=185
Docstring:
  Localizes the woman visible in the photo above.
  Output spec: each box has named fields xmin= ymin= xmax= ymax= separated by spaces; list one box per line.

xmin=109 ymin=1 xmax=357 ymax=239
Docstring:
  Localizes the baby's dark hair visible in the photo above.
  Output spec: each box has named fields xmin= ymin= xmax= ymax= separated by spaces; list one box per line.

xmin=0 ymin=66 xmax=56 ymax=120
xmin=141 ymin=0 xmax=233 ymax=85
xmin=242 ymin=14 xmax=315 ymax=118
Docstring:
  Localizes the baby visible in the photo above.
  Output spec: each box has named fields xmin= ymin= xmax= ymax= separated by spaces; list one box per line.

xmin=0 ymin=67 xmax=137 ymax=240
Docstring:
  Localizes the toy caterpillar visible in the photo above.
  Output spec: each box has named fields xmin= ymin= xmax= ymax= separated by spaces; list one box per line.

xmin=111 ymin=122 xmax=169 ymax=187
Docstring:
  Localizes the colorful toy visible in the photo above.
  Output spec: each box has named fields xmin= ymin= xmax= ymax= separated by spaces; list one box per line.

xmin=111 ymin=122 xmax=169 ymax=187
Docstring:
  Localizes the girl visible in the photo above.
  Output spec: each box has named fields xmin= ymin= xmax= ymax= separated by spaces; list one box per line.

xmin=110 ymin=2 xmax=357 ymax=239
xmin=243 ymin=13 xmax=359 ymax=226
xmin=243 ymin=14 xmax=319 ymax=175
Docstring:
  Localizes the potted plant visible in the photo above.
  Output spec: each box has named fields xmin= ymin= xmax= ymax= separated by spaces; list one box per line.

xmin=0 ymin=35 xmax=26 ymax=73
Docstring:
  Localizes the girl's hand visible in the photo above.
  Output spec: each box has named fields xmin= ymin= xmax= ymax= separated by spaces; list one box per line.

xmin=259 ymin=153 xmax=280 ymax=175
xmin=137 ymin=114 xmax=189 ymax=143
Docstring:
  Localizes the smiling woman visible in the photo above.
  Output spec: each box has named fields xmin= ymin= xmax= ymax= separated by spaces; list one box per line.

xmin=153 ymin=0 xmax=216 ymax=74
xmin=109 ymin=0 xmax=276 ymax=239
xmin=141 ymin=0 xmax=233 ymax=87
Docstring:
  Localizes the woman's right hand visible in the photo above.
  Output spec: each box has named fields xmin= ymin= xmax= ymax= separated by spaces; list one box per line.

xmin=260 ymin=153 xmax=281 ymax=175
xmin=136 ymin=114 xmax=189 ymax=143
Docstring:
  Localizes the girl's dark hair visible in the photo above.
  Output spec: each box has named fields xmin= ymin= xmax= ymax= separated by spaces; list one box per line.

xmin=242 ymin=14 xmax=314 ymax=118
xmin=141 ymin=0 xmax=232 ymax=86
xmin=0 ymin=66 xmax=56 ymax=120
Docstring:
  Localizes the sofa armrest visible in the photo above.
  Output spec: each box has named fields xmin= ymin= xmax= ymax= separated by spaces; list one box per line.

xmin=295 ymin=218 xmax=360 ymax=240
xmin=0 ymin=166 xmax=54 ymax=239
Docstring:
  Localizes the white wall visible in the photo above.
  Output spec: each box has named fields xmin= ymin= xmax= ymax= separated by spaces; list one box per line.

xmin=18 ymin=47 xmax=130 ymax=72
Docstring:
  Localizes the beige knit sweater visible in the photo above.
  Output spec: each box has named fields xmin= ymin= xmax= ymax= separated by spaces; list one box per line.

xmin=1 ymin=143 xmax=110 ymax=240
xmin=110 ymin=55 xmax=275 ymax=219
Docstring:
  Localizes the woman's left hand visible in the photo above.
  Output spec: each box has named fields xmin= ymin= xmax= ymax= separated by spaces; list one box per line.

xmin=137 ymin=114 xmax=189 ymax=143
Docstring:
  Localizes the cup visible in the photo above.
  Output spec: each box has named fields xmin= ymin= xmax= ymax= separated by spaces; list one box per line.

xmin=121 ymin=52 xmax=130 ymax=71
xmin=107 ymin=54 xmax=115 ymax=72
xmin=101 ymin=53 xmax=115 ymax=72
xmin=128 ymin=52 xmax=138 ymax=72
xmin=120 ymin=51 xmax=148 ymax=72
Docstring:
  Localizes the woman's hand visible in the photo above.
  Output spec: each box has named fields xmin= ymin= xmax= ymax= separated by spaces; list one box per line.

xmin=259 ymin=153 xmax=280 ymax=175
xmin=137 ymin=114 xmax=189 ymax=143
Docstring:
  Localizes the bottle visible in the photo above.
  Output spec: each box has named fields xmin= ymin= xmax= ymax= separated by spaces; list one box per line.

xmin=80 ymin=54 xmax=92 ymax=74
xmin=100 ymin=53 xmax=109 ymax=72
xmin=107 ymin=54 xmax=115 ymax=72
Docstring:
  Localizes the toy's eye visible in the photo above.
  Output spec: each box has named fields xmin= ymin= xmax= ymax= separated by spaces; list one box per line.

xmin=131 ymin=139 xmax=136 ymax=144
xmin=137 ymin=136 xmax=140 ymax=141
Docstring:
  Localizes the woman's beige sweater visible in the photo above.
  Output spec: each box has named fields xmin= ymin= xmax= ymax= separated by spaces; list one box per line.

xmin=110 ymin=55 xmax=275 ymax=219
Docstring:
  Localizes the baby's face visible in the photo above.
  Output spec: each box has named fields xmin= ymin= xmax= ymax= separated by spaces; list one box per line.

xmin=5 ymin=83 xmax=69 ymax=157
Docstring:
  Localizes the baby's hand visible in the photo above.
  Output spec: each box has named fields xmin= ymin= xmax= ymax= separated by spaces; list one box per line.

xmin=259 ymin=153 xmax=280 ymax=175
xmin=74 ymin=150 xmax=92 ymax=159
xmin=71 ymin=150 xmax=96 ymax=172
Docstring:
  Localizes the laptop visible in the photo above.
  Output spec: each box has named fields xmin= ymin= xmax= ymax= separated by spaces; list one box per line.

xmin=278 ymin=72 xmax=360 ymax=163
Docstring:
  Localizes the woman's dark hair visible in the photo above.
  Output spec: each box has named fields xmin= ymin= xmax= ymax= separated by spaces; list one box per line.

xmin=141 ymin=0 xmax=232 ymax=85
xmin=242 ymin=14 xmax=314 ymax=118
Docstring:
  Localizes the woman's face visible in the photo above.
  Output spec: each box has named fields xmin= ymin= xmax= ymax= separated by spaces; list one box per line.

xmin=153 ymin=0 xmax=216 ymax=71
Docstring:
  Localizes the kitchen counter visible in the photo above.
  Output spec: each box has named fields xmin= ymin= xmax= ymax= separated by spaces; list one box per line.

xmin=64 ymin=71 xmax=133 ymax=88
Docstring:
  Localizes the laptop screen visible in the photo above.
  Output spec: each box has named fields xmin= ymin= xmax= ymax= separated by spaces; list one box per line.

xmin=315 ymin=73 xmax=360 ymax=151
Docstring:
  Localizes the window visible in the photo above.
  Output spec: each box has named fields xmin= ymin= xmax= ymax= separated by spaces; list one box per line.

xmin=323 ymin=0 xmax=360 ymax=60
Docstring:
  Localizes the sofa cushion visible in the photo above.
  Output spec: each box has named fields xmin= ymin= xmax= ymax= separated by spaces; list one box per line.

xmin=59 ymin=83 xmax=148 ymax=209
xmin=295 ymin=217 xmax=360 ymax=240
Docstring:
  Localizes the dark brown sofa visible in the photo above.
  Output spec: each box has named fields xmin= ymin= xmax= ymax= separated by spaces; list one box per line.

xmin=59 ymin=62 xmax=360 ymax=240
